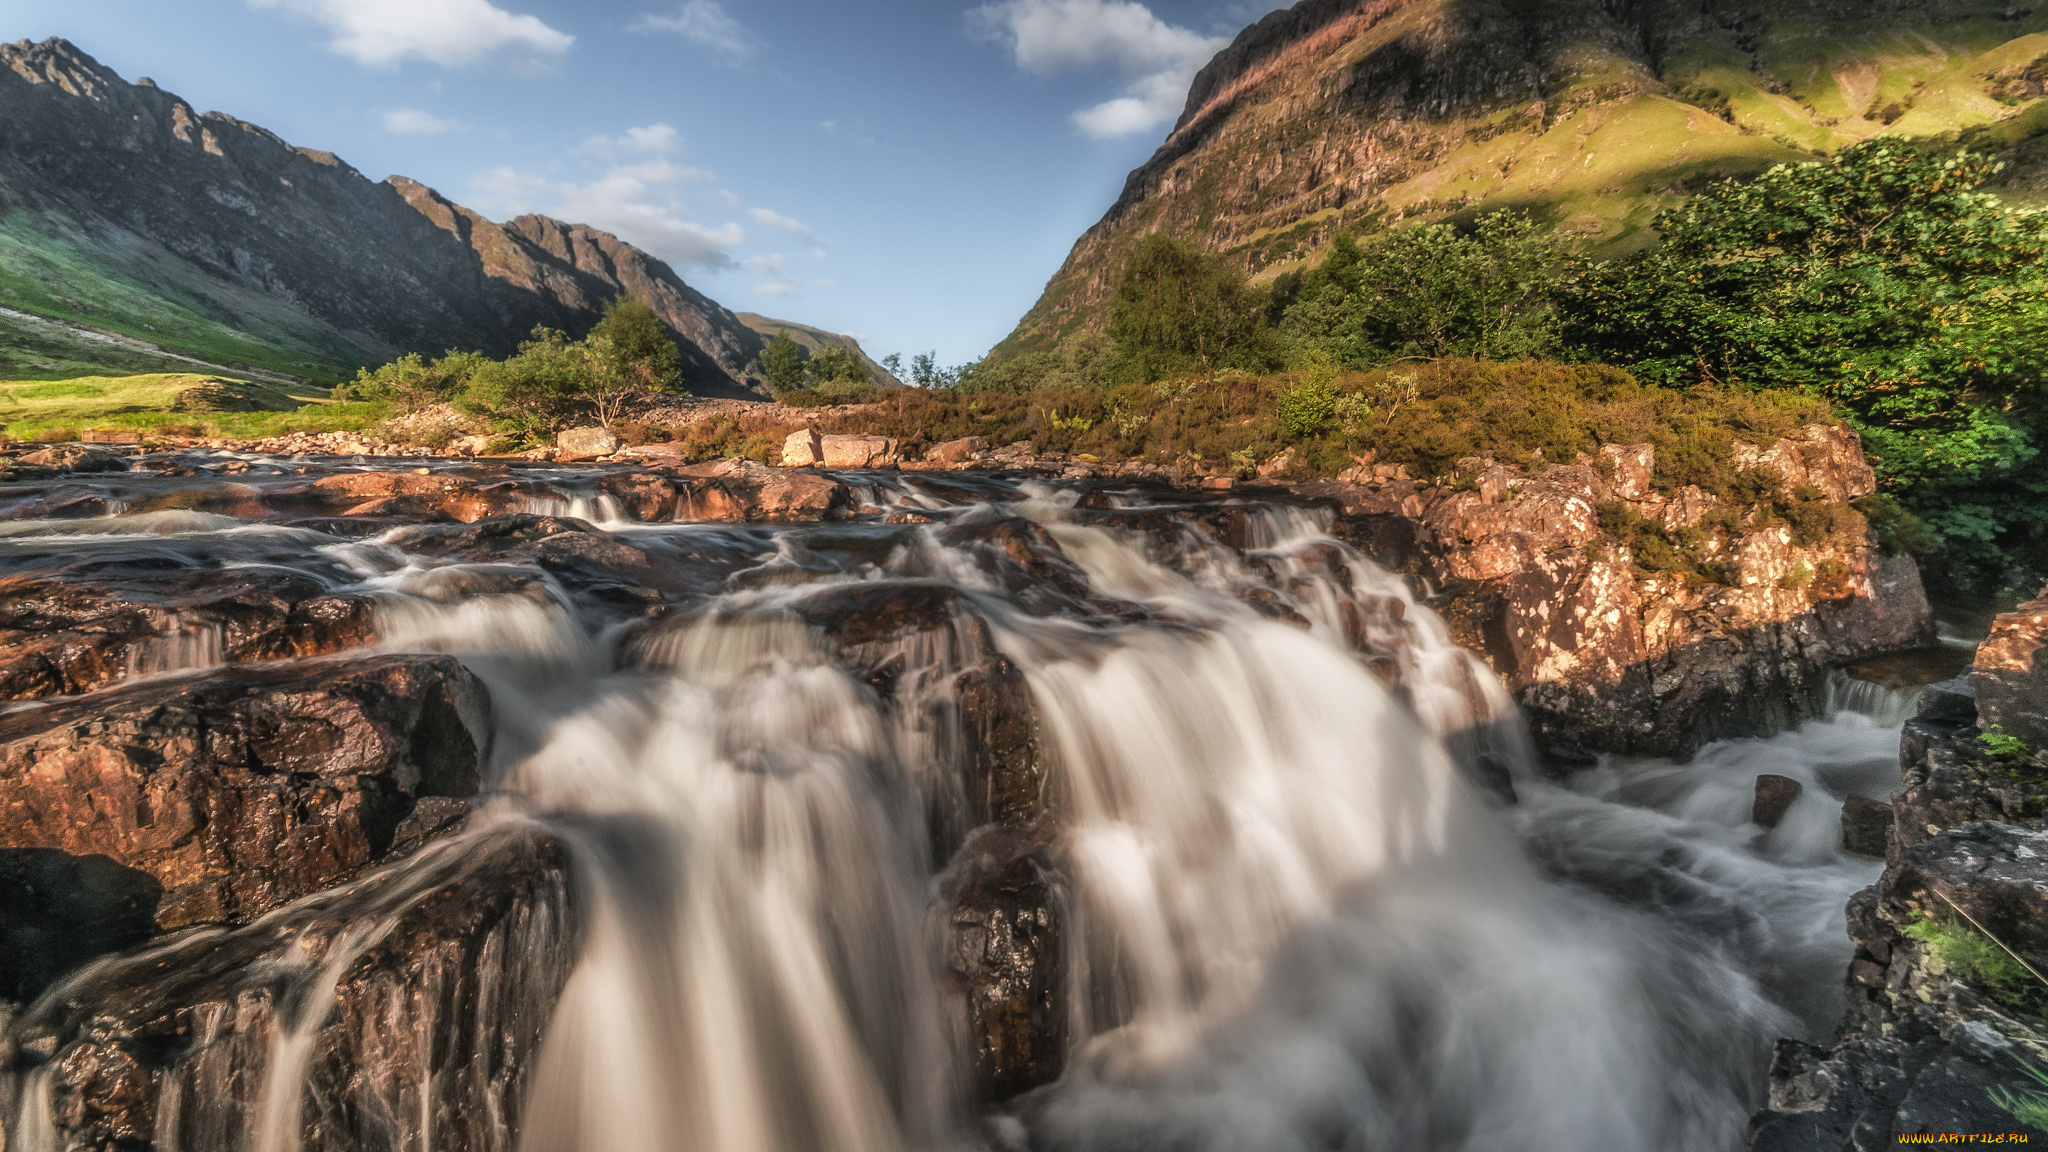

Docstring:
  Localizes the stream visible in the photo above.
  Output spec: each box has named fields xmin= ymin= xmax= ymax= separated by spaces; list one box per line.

xmin=0 ymin=465 xmax=1957 ymax=1152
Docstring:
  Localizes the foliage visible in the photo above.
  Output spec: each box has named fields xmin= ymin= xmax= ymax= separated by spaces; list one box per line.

xmin=450 ymin=328 xmax=591 ymax=438
xmin=1992 ymin=1053 xmax=2048 ymax=1133
xmin=336 ymin=351 xmax=472 ymax=410
xmin=1982 ymin=729 xmax=2032 ymax=759
xmin=762 ymin=333 xmax=810 ymax=393
xmin=1276 ymin=376 xmax=1337 ymax=438
xmin=1106 ymin=234 xmax=1273 ymax=381
xmin=1903 ymin=912 xmax=2046 ymax=1014
xmin=761 ymin=332 xmax=884 ymax=404
xmin=1271 ymin=212 xmax=1570 ymax=368
xmin=1564 ymin=140 xmax=2048 ymax=578
xmin=583 ymin=296 xmax=684 ymax=426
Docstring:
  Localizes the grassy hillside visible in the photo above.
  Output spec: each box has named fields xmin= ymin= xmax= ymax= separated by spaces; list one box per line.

xmin=1000 ymin=0 xmax=2048 ymax=357
xmin=0 ymin=374 xmax=371 ymax=442
xmin=0 ymin=207 xmax=365 ymax=384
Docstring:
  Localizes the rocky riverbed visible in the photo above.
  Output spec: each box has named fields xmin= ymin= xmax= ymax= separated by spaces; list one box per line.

xmin=0 ymin=433 xmax=1969 ymax=1152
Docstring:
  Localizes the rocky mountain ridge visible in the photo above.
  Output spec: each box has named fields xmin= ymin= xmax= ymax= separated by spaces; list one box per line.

xmin=0 ymin=38 xmax=768 ymax=395
xmin=1003 ymin=0 xmax=2048 ymax=355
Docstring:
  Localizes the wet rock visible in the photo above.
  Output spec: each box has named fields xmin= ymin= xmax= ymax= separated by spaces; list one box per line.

xmin=1893 ymin=715 xmax=2042 ymax=860
xmin=13 ymin=827 xmax=576 ymax=1152
xmin=1918 ymin=673 xmax=1979 ymax=725
xmin=937 ymin=514 xmax=1094 ymax=607
xmin=18 ymin=444 xmax=129 ymax=473
xmin=1842 ymin=794 xmax=1893 ymax=859
xmin=1753 ymin=774 xmax=1803 ymax=828
xmin=1890 ymin=823 xmax=2048 ymax=971
xmin=958 ymin=656 xmax=1048 ymax=828
xmin=0 ymin=849 xmax=163 ymax=1004
xmin=1974 ymin=592 xmax=2048 ymax=748
xmin=939 ymin=820 xmax=1067 ymax=1104
xmin=927 ymin=436 xmax=988 ymax=465
xmin=676 ymin=458 xmax=851 ymax=521
xmin=600 ymin=471 xmax=679 ymax=521
xmin=556 ymin=426 xmax=620 ymax=460
xmin=0 ymin=654 xmax=491 ymax=928
xmin=0 ymin=565 xmax=376 ymax=701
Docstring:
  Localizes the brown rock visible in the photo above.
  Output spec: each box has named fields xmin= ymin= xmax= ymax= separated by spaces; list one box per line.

xmin=556 ymin=426 xmax=619 ymax=460
xmin=0 ymin=654 xmax=491 ymax=927
xmin=818 ymin=434 xmax=901 ymax=468
xmin=1596 ymin=443 xmax=1653 ymax=500
xmin=18 ymin=444 xmax=128 ymax=473
xmin=1752 ymin=774 xmax=1802 ymax=827
xmin=781 ymin=427 xmax=823 ymax=466
xmin=1972 ymin=590 xmax=2048 ymax=749
xmin=940 ymin=821 xmax=1067 ymax=1103
xmin=926 ymin=436 xmax=988 ymax=465
xmin=16 ymin=826 xmax=576 ymax=1152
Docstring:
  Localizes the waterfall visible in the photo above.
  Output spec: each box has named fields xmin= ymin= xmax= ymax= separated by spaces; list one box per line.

xmin=0 ymin=476 xmax=1924 ymax=1152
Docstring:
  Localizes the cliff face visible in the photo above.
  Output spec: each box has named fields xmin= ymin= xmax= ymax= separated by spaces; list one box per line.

xmin=0 ymin=38 xmax=766 ymax=395
xmin=1002 ymin=0 xmax=2048 ymax=355
xmin=1750 ymin=592 xmax=2048 ymax=1148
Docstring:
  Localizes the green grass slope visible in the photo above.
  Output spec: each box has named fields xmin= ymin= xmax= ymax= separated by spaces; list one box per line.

xmin=1000 ymin=0 xmax=2048 ymax=358
xmin=0 ymin=204 xmax=369 ymax=385
xmin=0 ymin=373 xmax=372 ymax=442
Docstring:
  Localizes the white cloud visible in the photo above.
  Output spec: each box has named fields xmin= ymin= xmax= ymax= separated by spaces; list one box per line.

xmin=631 ymin=1 xmax=755 ymax=60
xmin=812 ymin=247 xmax=828 ymax=260
xmin=471 ymin=152 xmax=743 ymax=270
xmin=748 ymin=207 xmax=816 ymax=241
xmin=968 ymin=0 xmax=1225 ymax=138
xmin=382 ymin=108 xmax=464 ymax=134
xmin=752 ymin=276 xmax=833 ymax=298
xmin=576 ymin=123 xmax=682 ymax=158
xmin=250 ymin=0 xmax=573 ymax=67
xmin=744 ymin=253 xmax=786 ymax=275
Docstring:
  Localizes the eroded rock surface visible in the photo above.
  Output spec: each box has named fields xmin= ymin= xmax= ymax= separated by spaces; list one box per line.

xmin=0 ymin=654 xmax=490 ymax=929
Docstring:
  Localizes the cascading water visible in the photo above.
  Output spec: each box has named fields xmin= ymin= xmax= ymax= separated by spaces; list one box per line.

xmin=0 ymin=470 xmax=1936 ymax=1152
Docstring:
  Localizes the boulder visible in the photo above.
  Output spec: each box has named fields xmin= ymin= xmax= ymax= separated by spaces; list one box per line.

xmin=1595 ymin=442 xmax=1654 ymax=500
xmin=926 ymin=436 xmax=988 ymax=465
xmin=18 ymin=444 xmax=129 ymax=473
xmin=1842 ymin=794 xmax=1893 ymax=858
xmin=781 ymin=427 xmax=823 ymax=466
xmin=555 ymin=426 xmax=620 ymax=460
xmin=819 ymin=434 xmax=901 ymax=468
xmin=11 ymin=827 xmax=575 ymax=1152
xmin=1753 ymin=774 xmax=1803 ymax=828
xmin=1973 ymin=591 xmax=2048 ymax=749
xmin=0 ymin=565 xmax=377 ymax=701
xmin=0 ymin=654 xmax=491 ymax=928
xmin=940 ymin=821 xmax=1067 ymax=1103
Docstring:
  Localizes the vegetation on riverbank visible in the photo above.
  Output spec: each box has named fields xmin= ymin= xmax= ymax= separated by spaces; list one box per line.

xmin=0 ymin=373 xmax=380 ymax=442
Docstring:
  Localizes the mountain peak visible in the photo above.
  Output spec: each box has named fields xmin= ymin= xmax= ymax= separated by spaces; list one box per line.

xmin=3 ymin=37 xmax=122 ymax=102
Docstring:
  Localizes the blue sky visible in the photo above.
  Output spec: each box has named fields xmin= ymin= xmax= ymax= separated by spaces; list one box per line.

xmin=9 ymin=0 xmax=1286 ymax=365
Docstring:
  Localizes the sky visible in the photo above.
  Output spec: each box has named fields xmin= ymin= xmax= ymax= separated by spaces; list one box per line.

xmin=8 ymin=0 xmax=1290 ymax=365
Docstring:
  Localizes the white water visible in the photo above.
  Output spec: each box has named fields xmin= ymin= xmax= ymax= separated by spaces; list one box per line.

xmin=0 ymin=482 xmax=1924 ymax=1152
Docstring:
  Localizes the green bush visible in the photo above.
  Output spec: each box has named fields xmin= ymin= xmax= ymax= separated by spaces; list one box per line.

xmin=1276 ymin=377 xmax=1336 ymax=439
xmin=1902 ymin=912 xmax=2045 ymax=1013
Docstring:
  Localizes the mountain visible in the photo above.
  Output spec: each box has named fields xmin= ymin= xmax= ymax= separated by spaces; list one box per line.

xmin=735 ymin=313 xmax=903 ymax=386
xmin=0 ymin=38 xmax=769 ymax=397
xmin=1000 ymin=0 xmax=2048 ymax=356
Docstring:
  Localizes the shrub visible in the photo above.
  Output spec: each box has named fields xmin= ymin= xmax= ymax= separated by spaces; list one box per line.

xmin=1276 ymin=377 xmax=1337 ymax=439
xmin=1902 ymin=912 xmax=2045 ymax=1013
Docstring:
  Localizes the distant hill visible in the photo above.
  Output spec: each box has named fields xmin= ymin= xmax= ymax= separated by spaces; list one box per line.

xmin=736 ymin=313 xmax=902 ymax=386
xmin=1000 ymin=0 xmax=2048 ymax=357
xmin=0 ymin=38 xmax=770 ymax=397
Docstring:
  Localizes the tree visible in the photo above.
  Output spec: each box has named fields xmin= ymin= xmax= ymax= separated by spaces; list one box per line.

xmin=1564 ymin=140 xmax=2048 ymax=574
xmin=1273 ymin=212 xmax=1567 ymax=368
xmin=761 ymin=333 xmax=810 ymax=392
xmin=1106 ymin=233 xmax=1270 ymax=381
xmin=453 ymin=327 xmax=589 ymax=437
xmin=580 ymin=296 xmax=684 ymax=427
xmin=911 ymin=352 xmax=939 ymax=388
xmin=881 ymin=352 xmax=903 ymax=379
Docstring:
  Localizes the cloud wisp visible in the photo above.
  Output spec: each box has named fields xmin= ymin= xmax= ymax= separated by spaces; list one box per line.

xmin=250 ymin=0 xmax=573 ymax=68
xmin=471 ymin=123 xmax=743 ymax=270
xmin=748 ymin=207 xmax=817 ymax=242
xmin=631 ymin=1 xmax=757 ymax=61
xmin=382 ymin=108 xmax=464 ymax=134
xmin=968 ymin=0 xmax=1225 ymax=138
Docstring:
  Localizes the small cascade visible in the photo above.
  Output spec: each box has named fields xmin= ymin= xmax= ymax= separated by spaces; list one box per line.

xmin=0 ymin=471 xmax=1931 ymax=1152
xmin=517 ymin=493 xmax=627 ymax=525
xmin=126 ymin=615 xmax=226 ymax=677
